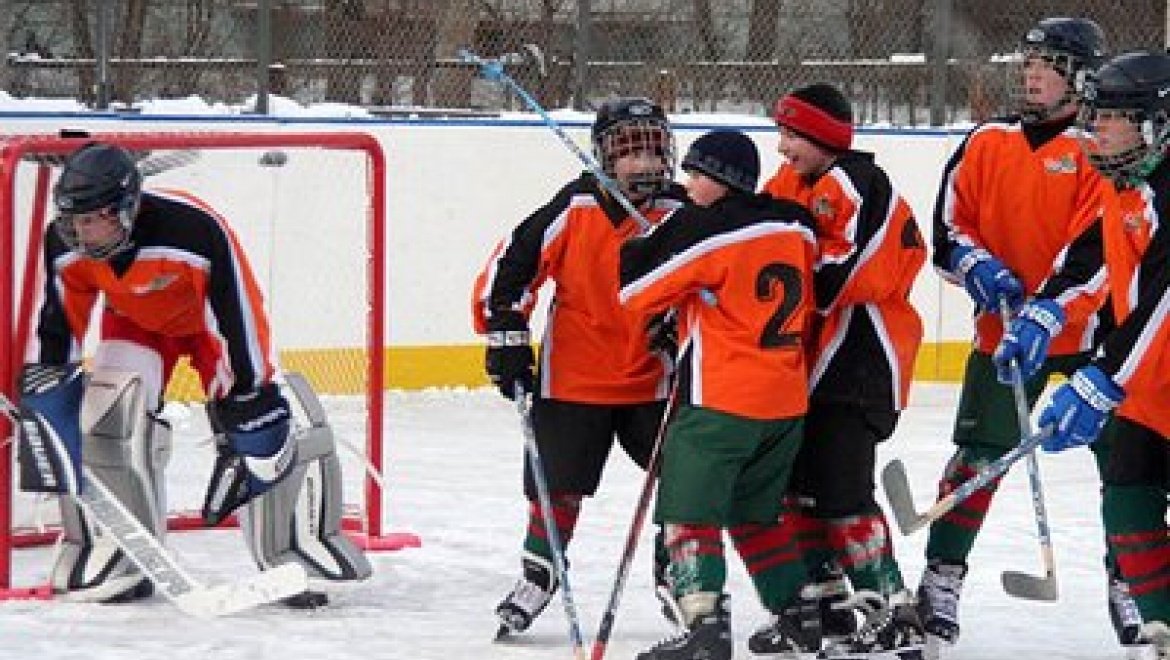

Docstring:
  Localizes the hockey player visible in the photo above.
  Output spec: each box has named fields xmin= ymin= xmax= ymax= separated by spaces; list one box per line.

xmin=918 ymin=16 xmax=1143 ymax=656
xmin=15 ymin=141 xmax=371 ymax=604
xmin=1005 ymin=49 xmax=1170 ymax=658
xmin=471 ymin=98 xmax=685 ymax=636
xmin=753 ymin=82 xmax=927 ymax=658
xmin=621 ymin=129 xmax=821 ymax=660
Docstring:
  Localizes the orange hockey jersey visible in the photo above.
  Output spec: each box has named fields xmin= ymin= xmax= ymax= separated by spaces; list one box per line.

xmin=471 ymin=175 xmax=684 ymax=404
xmin=933 ymin=117 xmax=1113 ymax=355
xmin=28 ymin=190 xmax=279 ymax=398
xmin=1096 ymin=168 xmax=1170 ymax=438
xmin=764 ymin=151 xmax=925 ymax=411
xmin=619 ymin=193 xmax=817 ymax=421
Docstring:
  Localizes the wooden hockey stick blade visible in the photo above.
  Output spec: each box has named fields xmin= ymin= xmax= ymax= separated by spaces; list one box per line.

xmin=881 ymin=459 xmax=930 ymax=535
xmin=1001 ymin=569 xmax=1059 ymax=601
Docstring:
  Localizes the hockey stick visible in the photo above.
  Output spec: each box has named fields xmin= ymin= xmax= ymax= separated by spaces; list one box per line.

xmin=496 ymin=384 xmax=587 ymax=660
xmin=590 ymin=382 xmax=679 ymax=660
xmin=459 ymin=49 xmax=715 ymax=306
xmin=22 ymin=147 xmax=200 ymax=178
xmin=882 ymin=423 xmax=1053 ymax=536
xmin=0 ymin=393 xmax=309 ymax=617
xmin=998 ymin=302 xmax=1058 ymax=601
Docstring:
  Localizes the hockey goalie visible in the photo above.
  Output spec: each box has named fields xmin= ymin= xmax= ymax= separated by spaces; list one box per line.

xmin=13 ymin=140 xmax=372 ymax=605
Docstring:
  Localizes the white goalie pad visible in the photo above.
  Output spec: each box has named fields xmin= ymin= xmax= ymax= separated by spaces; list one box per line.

xmin=239 ymin=372 xmax=372 ymax=583
xmin=51 ymin=369 xmax=172 ymax=601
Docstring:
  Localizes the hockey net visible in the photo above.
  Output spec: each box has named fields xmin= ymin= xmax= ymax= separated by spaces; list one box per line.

xmin=0 ymin=131 xmax=418 ymax=595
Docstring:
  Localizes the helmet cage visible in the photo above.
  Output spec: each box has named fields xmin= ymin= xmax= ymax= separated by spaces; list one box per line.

xmin=1078 ymin=104 xmax=1170 ymax=188
xmin=593 ymin=117 xmax=675 ymax=199
xmin=1011 ymin=45 xmax=1088 ymax=123
xmin=53 ymin=194 xmax=139 ymax=259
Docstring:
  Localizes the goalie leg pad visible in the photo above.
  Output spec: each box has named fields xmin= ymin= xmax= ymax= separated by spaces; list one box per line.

xmin=240 ymin=373 xmax=372 ymax=583
xmin=50 ymin=370 xmax=172 ymax=602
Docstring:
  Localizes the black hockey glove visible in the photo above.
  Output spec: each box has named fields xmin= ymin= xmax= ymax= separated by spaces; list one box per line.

xmin=485 ymin=310 xmax=535 ymax=400
xmin=646 ymin=311 xmax=678 ymax=359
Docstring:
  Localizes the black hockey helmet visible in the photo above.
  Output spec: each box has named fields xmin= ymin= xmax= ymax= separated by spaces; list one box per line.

xmin=1023 ymin=17 xmax=1107 ymax=73
xmin=1014 ymin=17 xmax=1108 ymax=122
xmin=590 ymin=97 xmax=675 ymax=199
xmin=52 ymin=142 xmax=142 ymax=259
xmin=1079 ymin=50 xmax=1170 ymax=186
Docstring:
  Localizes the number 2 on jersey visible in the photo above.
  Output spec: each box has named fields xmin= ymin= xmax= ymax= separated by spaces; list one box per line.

xmin=756 ymin=263 xmax=804 ymax=349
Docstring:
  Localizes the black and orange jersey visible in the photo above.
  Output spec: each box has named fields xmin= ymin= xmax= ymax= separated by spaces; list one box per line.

xmin=28 ymin=190 xmax=279 ymax=398
xmin=764 ymin=151 xmax=925 ymax=411
xmin=933 ymin=116 xmax=1113 ymax=355
xmin=1096 ymin=163 xmax=1170 ymax=438
xmin=471 ymin=174 xmax=684 ymax=404
xmin=619 ymin=193 xmax=817 ymax=421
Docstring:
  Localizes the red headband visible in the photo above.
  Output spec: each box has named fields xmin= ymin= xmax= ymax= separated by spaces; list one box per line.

xmin=774 ymin=95 xmax=853 ymax=151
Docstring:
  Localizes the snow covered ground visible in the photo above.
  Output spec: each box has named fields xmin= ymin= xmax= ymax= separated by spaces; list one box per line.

xmin=1 ymin=383 xmax=1130 ymax=659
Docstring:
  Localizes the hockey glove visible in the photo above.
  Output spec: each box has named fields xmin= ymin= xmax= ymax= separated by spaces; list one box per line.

xmin=1038 ymin=365 xmax=1123 ymax=453
xmin=15 ymin=363 xmax=85 ymax=494
xmin=646 ymin=311 xmax=679 ymax=359
xmin=203 ymin=383 xmax=296 ymax=526
xmin=949 ymin=246 xmax=1025 ymax=313
xmin=993 ymin=299 xmax=1065 ymax=383
xmin=485 ymin=310 xmax=535 ymax=400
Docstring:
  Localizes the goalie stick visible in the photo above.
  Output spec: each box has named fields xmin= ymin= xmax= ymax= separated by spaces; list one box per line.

xmin=0 ymin=393 xmax=309 ymax=617
xmin=998 ymin=302 xmax=1058 ymax=601
xmin=882 ymin=423 xmax=1053 ymax=536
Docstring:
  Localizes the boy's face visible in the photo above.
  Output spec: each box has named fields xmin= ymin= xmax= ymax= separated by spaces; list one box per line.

xmin=683 ymin=170 xmax=727 ymax=207
xmin=777 ymin=126 xmax=835 ymax=177
xmin=66 ymin=207 xmax=125 ymax=258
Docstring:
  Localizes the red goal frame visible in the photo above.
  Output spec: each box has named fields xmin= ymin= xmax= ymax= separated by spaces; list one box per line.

xmin=0 ymin=131 xmax=419 ymax=597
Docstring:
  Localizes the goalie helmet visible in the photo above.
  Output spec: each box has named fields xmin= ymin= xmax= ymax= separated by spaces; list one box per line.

xmin=1078 ymin=50 xmax=1170 ymax=187
xmin=53 ymin=142 xmax=142 ymax=259
xmin=1012 ymin=17 xmax=1108 ymax=123
xmin=591 ymin=97 xmax=676 ymax=200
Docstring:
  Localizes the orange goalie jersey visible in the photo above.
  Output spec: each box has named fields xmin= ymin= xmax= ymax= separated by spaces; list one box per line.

xmin=764 ymin=150 xmax=925 ymax=411
xmin=27 ymin=189 xmax=279 ymax=397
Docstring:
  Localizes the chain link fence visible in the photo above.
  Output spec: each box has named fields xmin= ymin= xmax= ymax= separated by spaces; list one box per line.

xmin=3 ymin=1 xmax=1166 ymax=125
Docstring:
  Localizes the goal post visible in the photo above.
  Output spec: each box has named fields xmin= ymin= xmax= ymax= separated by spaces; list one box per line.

xmin=0 ymin=131 xmax=416 ymax=595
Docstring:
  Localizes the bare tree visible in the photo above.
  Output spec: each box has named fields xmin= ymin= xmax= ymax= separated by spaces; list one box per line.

xmin=745 ymin=0 xmax=783 ymax=102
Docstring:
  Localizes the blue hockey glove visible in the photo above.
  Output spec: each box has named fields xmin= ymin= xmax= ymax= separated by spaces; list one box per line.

xmin=993 ymin=299 xmax=1065 ymax=383
xmin=202 ymin=383 xmax=296 ymax=526
xmin=1037 ymin=366 xmax=1123 ymax=453
xmin=485 ymin=310 xmax=535 ymax=400
xmin=15 ymin=363 xmax=85 ymax=494
xmin=949 ymin=246 xmax=1025 ymax=312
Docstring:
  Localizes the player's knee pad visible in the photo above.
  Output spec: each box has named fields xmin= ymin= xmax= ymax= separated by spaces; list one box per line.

xmin=240 ymin=373 xmax=372 ymax=583
xmin=51 ymin=370 xmax=172 ymax=601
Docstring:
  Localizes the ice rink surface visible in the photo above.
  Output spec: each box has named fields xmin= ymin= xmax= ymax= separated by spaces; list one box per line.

xmin=1 ymin=384 xmax=1131 ymax=659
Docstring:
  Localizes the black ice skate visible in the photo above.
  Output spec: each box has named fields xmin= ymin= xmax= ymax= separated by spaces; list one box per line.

xmin=811 ymin=565 xmax=859 ymax=642
xmin=636 ymin=593 xmax=732 ymax=660
xmin=916 ymin=560 xmax=966 ymax=649
xmin=818 ymin=590 xmax=925 ymax=660
xmin=494 ymin=552 xmax=559 ymax=639
xmin=747 ymin=589 xmax=823 ymax=656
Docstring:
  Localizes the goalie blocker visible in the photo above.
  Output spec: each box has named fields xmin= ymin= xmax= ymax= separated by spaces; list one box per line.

xmin=16 ymin=366 xmax=371 ymax=602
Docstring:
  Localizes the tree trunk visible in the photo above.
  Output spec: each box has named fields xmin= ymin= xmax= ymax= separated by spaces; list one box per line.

xmin=429 ymin=0 xmax=478 ymax=108
xmin=745 ymin=0 xmax=783 ymax=103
